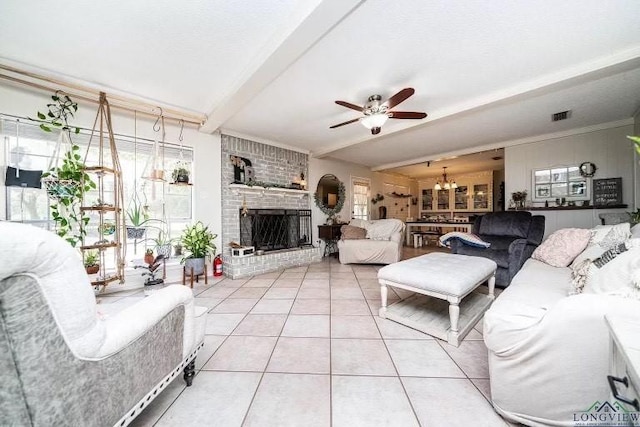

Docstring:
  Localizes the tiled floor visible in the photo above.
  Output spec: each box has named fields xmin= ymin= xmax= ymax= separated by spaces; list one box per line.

xmin=99 ymin=252 xmax=512 ymax=427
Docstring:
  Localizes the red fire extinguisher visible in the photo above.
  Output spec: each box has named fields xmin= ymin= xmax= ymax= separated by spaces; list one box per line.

xmin=213 ymin=254 xmax=223 ymax=277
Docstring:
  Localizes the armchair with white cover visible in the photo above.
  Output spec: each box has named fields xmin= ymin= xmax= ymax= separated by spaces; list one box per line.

xmin=0 ymin=222 xmax=207 ymax=427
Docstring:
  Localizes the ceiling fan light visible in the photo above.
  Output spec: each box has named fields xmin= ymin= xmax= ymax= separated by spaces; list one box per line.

xmin=451 ymin=181 xmax=458 ymax=189
xmin=361 ymin=113 xmax=389 ymax=130
xmin=434 ymin=182 xmax=442 ymax=191
xmin=444 ymin=182 xmax=450 ymax=190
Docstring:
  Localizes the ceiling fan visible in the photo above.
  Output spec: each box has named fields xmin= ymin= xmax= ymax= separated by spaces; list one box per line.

xmin=330 ymin=87 xmax=427 ymax=135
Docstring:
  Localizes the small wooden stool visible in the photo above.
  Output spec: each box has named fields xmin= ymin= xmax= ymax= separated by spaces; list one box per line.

xmin=182 ymin=264 xmax=208 ymax=288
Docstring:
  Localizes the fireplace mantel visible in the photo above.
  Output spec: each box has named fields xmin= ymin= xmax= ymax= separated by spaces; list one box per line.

xmin=229 ymin=183 xmax=310 ymax=198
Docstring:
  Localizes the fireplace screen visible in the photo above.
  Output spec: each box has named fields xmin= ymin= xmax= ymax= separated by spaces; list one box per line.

xmin=240 ymin=209 xmax=312 ymax=252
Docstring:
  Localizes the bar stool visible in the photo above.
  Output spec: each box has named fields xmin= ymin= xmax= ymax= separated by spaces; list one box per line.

xmin=412 ymin=232 xmax=424 ymax=248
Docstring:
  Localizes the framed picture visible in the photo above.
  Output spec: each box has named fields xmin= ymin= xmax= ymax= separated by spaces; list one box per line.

xmin=532 ymin=166 xmax=591 ymax=201
xmin=535 ymin=184 xmax=550 ymax=198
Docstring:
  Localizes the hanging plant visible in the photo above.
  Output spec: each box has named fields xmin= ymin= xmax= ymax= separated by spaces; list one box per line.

xmin=314 ymin=181 xmax=346 ymax=221
xmin=172 ymin=161 xmax=190 ymax=184
xmin=38 ymin=92 xmax=96 ymax=247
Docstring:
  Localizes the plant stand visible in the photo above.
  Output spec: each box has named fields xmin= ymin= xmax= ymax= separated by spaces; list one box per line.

xmin=182 ymin=264 xmax=208 ymax=288
xmin=80 ymin=93 xmax=126 ymax=291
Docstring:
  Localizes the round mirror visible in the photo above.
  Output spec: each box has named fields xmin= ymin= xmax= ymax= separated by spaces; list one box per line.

xmin=314 ymin=174 xmax=345 ymax=220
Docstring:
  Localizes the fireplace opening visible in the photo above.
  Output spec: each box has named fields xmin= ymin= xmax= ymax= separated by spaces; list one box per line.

xmin=240 ymin=209 xmax=312 ymax=252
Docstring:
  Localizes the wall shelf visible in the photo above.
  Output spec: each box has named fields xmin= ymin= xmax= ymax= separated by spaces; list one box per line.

xmin=229 ymin=183 xmax=310 ymax=198
xmin=508 ymin=204 xmax=628 ymax=211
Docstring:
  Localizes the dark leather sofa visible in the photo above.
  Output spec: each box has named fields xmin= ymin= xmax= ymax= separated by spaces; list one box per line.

xmin=450 ymin=211 xmax=545 ymax=287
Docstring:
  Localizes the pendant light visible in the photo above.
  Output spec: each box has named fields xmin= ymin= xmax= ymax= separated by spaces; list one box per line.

xmin=434 ymin=167 xmax=457 ymax=190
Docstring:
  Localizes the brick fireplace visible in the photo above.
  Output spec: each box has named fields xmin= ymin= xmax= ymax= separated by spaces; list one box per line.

xmin=221 ymin=135 xmax=321 ymax=278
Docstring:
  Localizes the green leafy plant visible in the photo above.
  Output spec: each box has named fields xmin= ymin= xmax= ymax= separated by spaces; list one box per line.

xmin=629 ymin=208 xmax=640 ymax=225
xmin=38 ymin=93 xmax=95 ymax=247
xmin=171 ymin=163 xmax=190 ymax=183
xmin=511 ymin=191 xmax=527 ymax=202
xmin=627 ymin=136 xmax=640 ymax=155
xmin=180 ymin=221 xmax=217 ymax=261
xmin=83 ymin=250 xmax=99 ymax=268
xmin=126 ymin=199 xmax=151 ymax=227
xmin=371 ymin=193 xmax=384 ymax=204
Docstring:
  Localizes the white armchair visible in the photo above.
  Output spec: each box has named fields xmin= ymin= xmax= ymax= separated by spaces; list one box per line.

xmin=337 ymin=219 xmax=405 ymax=264
xmin=0 ymin=222 xmax=207 ymax=427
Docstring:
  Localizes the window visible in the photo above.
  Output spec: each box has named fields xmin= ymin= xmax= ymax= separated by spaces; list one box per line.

xmin=2 ymin=118 xmax=193 ymax=260
xmin=351 ymin=177 xmax=370 ymax=220
xmin=532 ymin=166 xmax=589 ymax=201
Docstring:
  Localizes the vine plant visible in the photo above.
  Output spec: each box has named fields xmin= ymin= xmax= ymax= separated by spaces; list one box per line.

xmin=38 ymin=92 xmax=96 ymax=247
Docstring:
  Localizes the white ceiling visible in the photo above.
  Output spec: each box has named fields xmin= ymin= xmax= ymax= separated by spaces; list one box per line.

xmin=1 ymin=0 xmax=640 ymax=171
xmin=387 ymin=149 xmax=505 ymax=180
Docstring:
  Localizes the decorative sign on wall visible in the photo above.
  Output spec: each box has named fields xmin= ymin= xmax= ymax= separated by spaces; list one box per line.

xmin=593 ymin=178 xmax=622 ymax=206
xmin=230 ymin=155 xmax=255 ymax=184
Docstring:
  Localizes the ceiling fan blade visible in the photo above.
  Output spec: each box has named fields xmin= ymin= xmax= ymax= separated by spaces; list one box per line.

xmin=335 ymin=100 xmax=363 ymax=112
xmin=329 ymin=118 xmax=361 ymax=129
xmin=383 ymin=88 xmax=415 ymax=109
xmin=388 ymin=111 xmax=427 ymax=119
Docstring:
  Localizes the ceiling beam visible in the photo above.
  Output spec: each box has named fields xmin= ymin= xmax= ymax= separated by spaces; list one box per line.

xmin=312 ymin=47 xmax=640 ymax=159
xmin=371 ymin=118 xmax=634 ymax=172
xmin=200 ymin=0 xmax=365 ymax=134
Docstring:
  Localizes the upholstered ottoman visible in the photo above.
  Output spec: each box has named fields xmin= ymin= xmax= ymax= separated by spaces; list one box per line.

xmin=378 ymin=253 xmax=497 ymax=346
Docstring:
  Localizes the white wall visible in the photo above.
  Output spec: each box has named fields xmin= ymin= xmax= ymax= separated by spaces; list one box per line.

xmin=505 ymin=123 xmax=636 ymax=237
xmin=0 ymin=83 xmax=222 ymax=248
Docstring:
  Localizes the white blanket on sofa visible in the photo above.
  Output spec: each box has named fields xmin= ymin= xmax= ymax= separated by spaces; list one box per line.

xmin=349 ymin=219 xmax=404 ymax=240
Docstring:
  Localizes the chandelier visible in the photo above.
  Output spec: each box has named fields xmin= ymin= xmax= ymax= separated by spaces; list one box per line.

xmin=434 ymin=167 xmax=457 ymax=190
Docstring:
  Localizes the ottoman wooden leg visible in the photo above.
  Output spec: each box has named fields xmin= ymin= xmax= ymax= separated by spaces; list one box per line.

xmin=488 ymin=274 xmax=496 ymax=300
xmin=448 ymin=301 xmax=460 ymax=346
xmin=379 ymin=283 xmax=388 ymax=318
xmin=449 ymin=302 xmax=460 ymax=333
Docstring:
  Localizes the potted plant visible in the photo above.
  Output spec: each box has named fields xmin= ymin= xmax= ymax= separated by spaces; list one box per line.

xmin=150 ymin=230 xmax=175 ymax=258
xmin=144 ymin=248 xmax=155 ymax=265
xmin=172 ymin=162 xmax=190 ymax=184
xmin=511 ymin=191 xmax=528 ymax=210
xmin=126 ymin=199 xmax=152 ymax=239
xmin=84 ymin=250 xmax=100 ymax=274
xmin=629 ymin=208 xmax=640 ymax=225
xmin=180 ymin=221 xmax=217 ymax=276
xmin=38 ymin=93 xmax=96 ymax=247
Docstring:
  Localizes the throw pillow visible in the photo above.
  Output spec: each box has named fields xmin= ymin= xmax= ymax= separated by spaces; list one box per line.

xmin=571 ymin=244 xmax=607 ymax=268
xmin=632 ymin=223 xmax=640 ymax=239
xmin=570 ymin=243 xmax=628 ymax=295
xmin=340 ymin=225 xmax=367 ymax=240
xmin=590 ymin=223 xmax=631 ymax=249
xmin=586 ymin=248 xmax=640 ymax=297
xmin=532 ymin=228 xmax=591 ymax=268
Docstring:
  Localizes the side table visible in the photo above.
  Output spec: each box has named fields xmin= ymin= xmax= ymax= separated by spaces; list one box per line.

xmin=318 ymin=224 xmax=344 ymax=257
xmin=605 ymin=315 xmax=640 ymax=414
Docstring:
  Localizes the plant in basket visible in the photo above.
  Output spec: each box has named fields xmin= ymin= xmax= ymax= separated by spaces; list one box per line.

xmin=38 ymin=92 xmax=96 ymax=247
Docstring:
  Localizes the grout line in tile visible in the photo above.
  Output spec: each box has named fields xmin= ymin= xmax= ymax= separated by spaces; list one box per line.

xmin=238 ymin=265 xmax=306 ymax=427
xmin=359 ymin=271 xmax=423 ymax=427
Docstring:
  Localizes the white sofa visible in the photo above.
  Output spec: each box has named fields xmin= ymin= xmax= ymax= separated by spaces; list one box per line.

xmin=484 ymin=255 xmax=640 ymax=426
xmin=337 ymin=219 xmax=405 ymax=265
xmin=0 ymin=222 xmax=207 ymax=427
